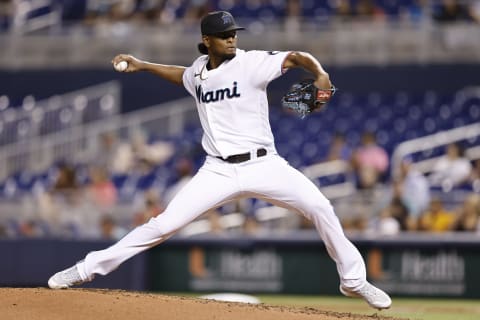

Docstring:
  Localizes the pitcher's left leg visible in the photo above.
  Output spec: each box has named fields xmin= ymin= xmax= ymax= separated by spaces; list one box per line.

xmin=241 ymin=156 xmax=391 ymax=309
xmin=241 ymin=156 xmax=365 ymax=288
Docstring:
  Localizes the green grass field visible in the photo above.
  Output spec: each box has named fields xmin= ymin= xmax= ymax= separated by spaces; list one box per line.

xmin=172 ymin=293 xmax=480 ymax=320
xmin=256 ymin=295 xmax=480 ymax=320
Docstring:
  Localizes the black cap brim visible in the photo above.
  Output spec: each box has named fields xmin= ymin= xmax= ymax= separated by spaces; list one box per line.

xmin=198 ymin=26 xmax=245 ymax=54
xmin=204 ymin=26 xmax=245 ymax=35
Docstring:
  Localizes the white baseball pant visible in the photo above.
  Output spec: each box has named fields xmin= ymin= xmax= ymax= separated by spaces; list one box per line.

xmin=77 ymin=154 xmax=366 ymax=290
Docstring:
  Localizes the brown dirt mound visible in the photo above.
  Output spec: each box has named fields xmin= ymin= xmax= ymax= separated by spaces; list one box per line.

xmin=0 ymin=288 xmax=404 ymax=320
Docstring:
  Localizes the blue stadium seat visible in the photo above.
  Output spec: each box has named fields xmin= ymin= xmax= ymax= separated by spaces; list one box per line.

xmin=468 ymin=103 xmax=480 ymax=121
xmin=453 ymin=117 xmax=467 ymax=128
xmin=362 ymin=118 xmax=379 ymax=132
xmin=12 ymin=171 xmax=36 ymax=193
xmin=136 ymin=171 xmax=157 ymax=191
xmin=301 ymin=142 xmax=320 ymax=165
xmin=422 ymin=117 xmax=437 ymax=134
xmin=393 ymin=118 xmax=407 ymax=134
xmin=345 ymin=131 xmax=361 ymax=147
xmin=112 ymin=174 xmax=129 ymax=190
xmin=466 ymin=135 xmax=480 ymax=146
xmin=367 ymin=92 xmax=383 ymax=108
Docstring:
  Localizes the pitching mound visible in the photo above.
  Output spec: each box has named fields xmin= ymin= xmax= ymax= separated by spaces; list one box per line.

xmin=1 ymin=288 xmax=401 ymax=320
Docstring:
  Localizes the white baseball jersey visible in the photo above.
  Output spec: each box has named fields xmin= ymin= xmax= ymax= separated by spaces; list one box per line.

xmin=182 ymin=49 xmax=290 ymax=158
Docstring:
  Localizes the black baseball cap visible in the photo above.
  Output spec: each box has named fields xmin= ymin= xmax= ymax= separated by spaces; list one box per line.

xmin=197 ymin=11 xmax=245 ymax=54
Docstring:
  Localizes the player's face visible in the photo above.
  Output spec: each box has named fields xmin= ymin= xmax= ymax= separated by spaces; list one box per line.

xmin=206 ymin=31 xmax=238 ymax=59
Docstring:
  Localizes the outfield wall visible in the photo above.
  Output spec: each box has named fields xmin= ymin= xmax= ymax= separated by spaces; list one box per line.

xmin=0 ymin=239 xmax=148 ymax=291
xmin=1 ymin=233 xmax=479 ymax=298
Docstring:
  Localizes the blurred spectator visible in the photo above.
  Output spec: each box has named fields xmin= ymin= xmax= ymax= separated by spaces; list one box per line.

xmin=428 ymin=142 xmax=472 ymax=189
xmin=342 ymin=214 xmax=369 ymax=233
xmin=98 ymin=130 xmax=174 ymax=175
xmin=36 ymin=162 xmax=81 ymax=232
xmin=286 ymin=0 xmax=301 ymax=17
xmin=206 ymin=209 xmax=224 ymax=235
xmin=469 ymin=159 xmax=480 ymax=191
xmin=0 ymin=223 xmax=7 ymax=237
xmin=84 ymin=0 xmax=137 ymax=25
xmin=450 ymin=194 xmax=480 ymax=232
xmin=376 ymin=214 xmax=401 ymax=235
xmin=183 ymin=0 xmax=211 ymax=26
xmin=217 ymin=199 xmax=263 ymax=234
xmin=418 ymin=198 xmax=455 ymax=232
xmin=355 ymin=0 xmax=385 ymax=20
xmin=468 ymin=0 xmax=480 ymax=23
xmin=130 ymin=130 xmax=175 ymax=171
xmin=400 ymin=0 xmax=426 ymax=24
xmin=18 ymin=219 xmax=47 ymax=238
xmin=36 ymin=189 xmax=59 ymax=229
xmin=97 ymin=132 xmax=135 ymax=175
xmin=132 ymin=188 xmax=164 ymax=226
xmin=218 ymin=198 xmax=253 ymax=216
xmin=99 ymin=215 xmax=128 ymax=239
xmin=178 ymin=208 xmax=224 ymax=237
xmin=44 ymin=164 xmax=99 ymax=238
xmin=86 ymin=165 xmax=118 ymax=211
xmin=351 ymin=131 xmax=389 ymax=189
xmin=334 ymin=0 xmax=355 ymax=21
xmin=397 ymin=157 xmax=430 ymax=218
xmin=163 ymin=157 xmax=194 ymax=204
xmin=0 ymin=224 xmax=9 ymax=239
xmin=53 ymin=162 xmax=78 ymax=191
xmin=381 ymin=184 xmax=411 ymax=230
xmin=133 ymin=0 xmax=162 ymax=22
xmin=285 ymin=0 xmax=301 ymax=33
xmin=243 ymin=214 xmax=261 ymax=235
xmin=433 ymin=0 xmax=471 ymax=23
xmin=109 ymin=0 xmax=137 ymax=21
xmin=371 ymin=181 xmax=413 ymax=235
xmin=325 ymin=132 xmax=352 ymax=162
xmin=0 ymin=0 xmax=12 ymax=30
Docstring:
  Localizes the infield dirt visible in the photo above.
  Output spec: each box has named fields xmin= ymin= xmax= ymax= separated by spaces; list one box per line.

xmin=0 ymin=288 xmax=406 ymax=320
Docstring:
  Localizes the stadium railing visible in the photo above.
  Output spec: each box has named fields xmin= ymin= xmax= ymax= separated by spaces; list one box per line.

xmin=0 ymin=81 xmax=121 ymax=180
xmin=391 ymin=87 xmax=480 ymax=180
xmin=0 ymin=96 xmax=196 ymax=182
xmin=10 ymin=0 xmax=62 ymax=35
xmin=0 ymin=81 xmax=120 ymax=147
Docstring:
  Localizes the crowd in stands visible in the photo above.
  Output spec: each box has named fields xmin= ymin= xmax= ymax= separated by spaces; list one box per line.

xmin=0 ymin=0 xmax=479 ymax=33
xmin=1 ymin=83 xmax=480 ymax=239
xmin=339 ymin=139 xmax=480 ymax=236
xmin=0 ymin=121 xmax=479 ymax=240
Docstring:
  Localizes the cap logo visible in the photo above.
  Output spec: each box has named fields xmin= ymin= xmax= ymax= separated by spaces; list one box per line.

xmin=221 ymin=12 xmax=233 ymax=25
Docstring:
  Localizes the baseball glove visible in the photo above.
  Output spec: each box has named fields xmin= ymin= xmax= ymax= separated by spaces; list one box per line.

xmin=281 ymin=79 xmax=337 ymax=118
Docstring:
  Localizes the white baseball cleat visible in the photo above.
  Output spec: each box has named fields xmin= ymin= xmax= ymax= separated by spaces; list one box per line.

xmin=340 ymin=281 xmax=392 ymax=310
xmin=48 ymin=265 xmax=86 ymax=289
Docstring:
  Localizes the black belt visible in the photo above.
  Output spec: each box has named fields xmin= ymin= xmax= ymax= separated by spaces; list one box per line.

xmin=217 ymin=148 xmax=267 ymax=163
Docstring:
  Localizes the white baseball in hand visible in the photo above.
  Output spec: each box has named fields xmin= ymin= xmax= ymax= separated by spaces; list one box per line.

xmin=114 ymin=61 xmax=128 ymax=72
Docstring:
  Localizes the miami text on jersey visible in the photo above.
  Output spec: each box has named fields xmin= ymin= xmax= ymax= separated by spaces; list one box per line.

xmin=195 ymin=82 xmax=241 ymax=103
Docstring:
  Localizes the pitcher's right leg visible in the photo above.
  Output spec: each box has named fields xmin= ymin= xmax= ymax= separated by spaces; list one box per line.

xmin=49 ymin=158 xmax=240 ymax=288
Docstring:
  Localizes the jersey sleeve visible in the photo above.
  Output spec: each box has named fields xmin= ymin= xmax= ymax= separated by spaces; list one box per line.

xmin=245 ymin=50 xmax=290 ymax=87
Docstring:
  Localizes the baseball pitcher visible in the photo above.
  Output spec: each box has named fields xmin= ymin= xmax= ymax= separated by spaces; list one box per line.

xmin=48 ymin=11 xmax=391 ymax=310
